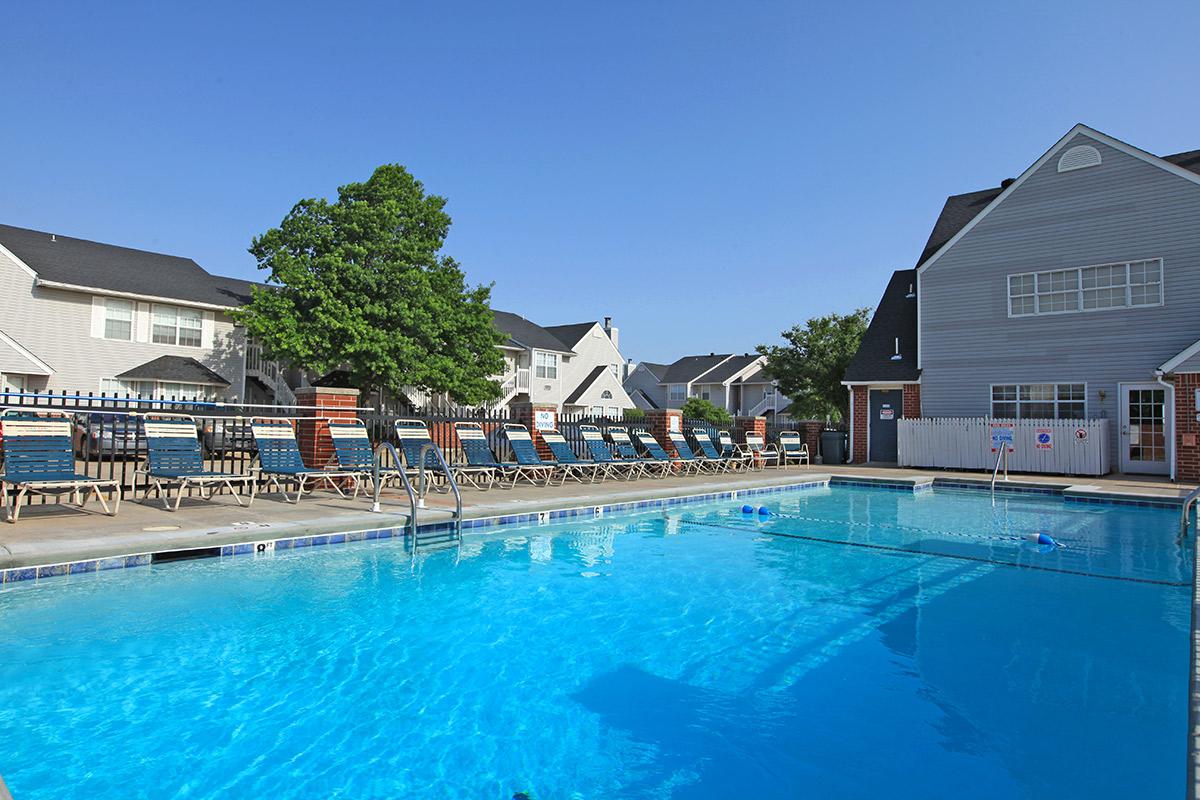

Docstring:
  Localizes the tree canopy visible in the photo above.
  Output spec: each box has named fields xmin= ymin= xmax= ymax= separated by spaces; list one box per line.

xmin=680 ymin=397 xmax=733 ymax=426
xmin=234 ymin=165 xmax=505 ymax=404
xmin=756 ymin=308 xmax=871 ymax=422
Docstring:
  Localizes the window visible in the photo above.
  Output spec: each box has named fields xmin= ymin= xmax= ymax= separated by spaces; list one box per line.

xmin=102 ymin=379 xmax=214 ymax=400
xmin=1008 ymin=259 xmax=1162 ymax=317
xmin=152 ymin=304 xmax=204 ymax=347
xmin=534 ymin=352 xmax=558 ymax=379
xmin=669 ymin=384 xmax=685 ymax=402
xmin=601 ymin=390 xmax=613 ymax=400
xmin=104 ymin=299 xmax=134 ymax=340
xmin=607 ymin=406 xmax=619 ymax=417
xmin=991 ymin=384 xmax=1086 ymax=420
xmin=589 ymin=405 xmax=604 ymax=416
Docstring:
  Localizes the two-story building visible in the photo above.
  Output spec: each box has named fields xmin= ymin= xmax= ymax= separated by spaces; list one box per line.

xmin=844 ymin=124 xmax=1200 ymax=479
xmin=624 ymin=352 xmax=789 ymax=418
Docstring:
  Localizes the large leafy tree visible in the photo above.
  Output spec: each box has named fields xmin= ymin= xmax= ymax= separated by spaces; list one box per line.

xmin=756 ymin=308 xmax=871 ymax=422
xmin=235 ymin=165 xmax=505 ymax=404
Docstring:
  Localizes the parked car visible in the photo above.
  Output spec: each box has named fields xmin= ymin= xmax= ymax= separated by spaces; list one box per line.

xmin=73 ymin=413 xmax=146 ymax=460
xmin=201 ymin=419 xmax=255 ymax=454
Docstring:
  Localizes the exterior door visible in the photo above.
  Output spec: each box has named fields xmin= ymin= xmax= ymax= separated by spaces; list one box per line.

xmin=868 ymin=389 xmax=903 ymax=462
xmin=1119 ymin=384 xmax=1169 ymax=475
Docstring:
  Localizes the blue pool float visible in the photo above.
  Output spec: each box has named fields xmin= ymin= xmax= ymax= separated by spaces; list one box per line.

xmin=1024 ymin=532 xmax=1063 ymax=548
xmin=741 ymin=504 xmax=755 ymax=514
xmin=758 ymin=506 xmax=771 ymax=516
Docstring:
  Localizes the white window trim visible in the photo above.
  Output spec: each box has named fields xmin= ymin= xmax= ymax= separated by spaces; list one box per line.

xmin=534 ymin=351 xmax=559 ymax=380
xmin=1007 ymin=258 xmax=1163 ymax=318
xmin=103 ymin=297 xmax=135 ymax=341
xmin=988 ymin=382 xmax=1089 ymax=420
xmin=151 ymin=303 xmax=205 ymax=348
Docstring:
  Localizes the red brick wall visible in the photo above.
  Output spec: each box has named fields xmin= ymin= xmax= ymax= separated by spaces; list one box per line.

xmin=1174 ymin=374 xmax=1200 ymax=482
xmin=514 ymin=403 xmax=557 ymax=458
xmin=902 ymin=383 xmax=921 ymax=418
xmin=851 ymin=385 xmax=868 ymax=463
xmin=294 ymin=387 xmax=361 ymax=468
xmin=793 ymin=420 xmax=822 ymax=460
xmin=646 ymin=409 xmax=683 ymax=455
xmin=733 ymin=416 xmax=766 ymax=444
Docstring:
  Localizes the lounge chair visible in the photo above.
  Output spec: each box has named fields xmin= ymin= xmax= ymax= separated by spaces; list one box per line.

xmin=717 ymin=430 xmax=754 ymax=471
xmin=777 ymin=431 xmax=811 ymax=467
xmin=608 ymin=427 xmax=671 ymax=478
xmin=452 ymin=421 xmax=509 ymax=490
xmin=668 ymin=430 xmax=718 ymax=474
xmin=1 ymin=409 xmax=121 ymax=523
xmin=396 ymin=419 xmax=495 ymax=491
xmin=634 ymin=430 xmax=695 ymax=476
xmin=742 ymin=431 xmax=781 ymax=470
xmin=540 ymin=429 xmax=609 ymax=485
xmin=579 ymin=424 xmax=640 ymax=479
xmin=142 ymin=414 xmax=256 ymax=511
xmin=689 ymin=428 xmax=733 ymax=474
xmin=500 ymin=424 xmax=558 ymax=487
xmin=327 ymin=418 xmax=405 ymax=492
xmin=250 ymin=417 xmax=369 ymax=503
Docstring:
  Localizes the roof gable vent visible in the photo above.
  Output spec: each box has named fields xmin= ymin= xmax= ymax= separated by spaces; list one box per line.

xmin=1058 ymin=144 xmax=1102 ymax=173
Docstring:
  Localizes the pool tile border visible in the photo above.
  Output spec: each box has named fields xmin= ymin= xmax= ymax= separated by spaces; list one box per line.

xmin=0 ymin=475 xmax=1184 ymax=587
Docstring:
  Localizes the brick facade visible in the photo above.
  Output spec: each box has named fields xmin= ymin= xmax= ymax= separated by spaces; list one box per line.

xmin=294 ymin=386 xmax=361 ymax=468
xmin=902 ymin=383 xmax=921 ymax=419
xmin=792 ymin=420 xmax=823 ymax=462
xmin=850 ymin=385 xmax=868 ymax=463
xmin=733 ymin=416 xmax=766 ymax=444
xmin=1174 ymin=374 xmax=1200 ymax=482
xmin=513 ymin=403 xmax=557 ymax=458
xmin=645 ymin=409 xmax=683 ymax=455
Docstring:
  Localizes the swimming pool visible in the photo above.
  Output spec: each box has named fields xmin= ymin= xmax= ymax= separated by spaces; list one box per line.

xmin=0 ymin=484 xmax=1189 ymax=799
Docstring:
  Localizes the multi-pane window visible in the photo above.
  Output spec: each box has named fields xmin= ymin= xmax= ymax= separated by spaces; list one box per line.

xmin=104 ymin=299 xmax=134 ymax=340
xmin=1008 ymin=259 xmax=1163 ymax=317
xmin=152 ymin=305 xmax=203 ymax=347
xmin=669 ymin=384 xmax=686 ymax=402
xmin=991 ymin=384 xmax=1086 ymax=419
xmin=534 ymin=351 xmax=558 ymax=379
xmin=102 ymin=379 xmax=213 ymax=400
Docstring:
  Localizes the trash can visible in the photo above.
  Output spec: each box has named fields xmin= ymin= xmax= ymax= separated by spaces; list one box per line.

xmin=820 ymin=430 xmax=847 ymax=464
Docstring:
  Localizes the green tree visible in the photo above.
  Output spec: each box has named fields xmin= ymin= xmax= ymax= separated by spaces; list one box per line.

xmin=680 ymin=397 xmax=733 ymax=426
xmin=234 ymin=165 xmax=505 ymax=404
xmin=756 ymin=308 xmax=871 ymax=422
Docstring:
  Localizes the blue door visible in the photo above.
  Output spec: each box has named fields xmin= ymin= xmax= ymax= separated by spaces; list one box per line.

xmin=868 ymin=389 xmax=902 ymax=462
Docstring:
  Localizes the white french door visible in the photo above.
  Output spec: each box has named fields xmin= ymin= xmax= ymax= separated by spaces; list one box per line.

xmin=1119 ymin=383 xmax=1169 ymax=475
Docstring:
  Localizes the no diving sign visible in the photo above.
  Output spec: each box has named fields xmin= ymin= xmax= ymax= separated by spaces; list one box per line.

xmin=1035 ymin=427 xmax=1053 ymax=450
xmin=1074 ymin=427 xmax=1089 ymax=442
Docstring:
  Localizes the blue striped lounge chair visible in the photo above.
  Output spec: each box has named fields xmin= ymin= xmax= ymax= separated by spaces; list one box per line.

xmin=327 ymin=418 xmax=405 ymax=492
xmin=394 ymin=419 xmax=494 ymax=491
xmin=579 ymin=424 xmax=639 ymax=480
xmin=608 ymin=427 xmax=670 ymax=478
xmin=142 ymin=414 xmax=256 ymax=511
xmin=500 ymin=424 xmax=558 ymax=487
xmin=667 ymin=429 xmax=716 ymax=474
xmin=250 ymin=417 xmax=370 ymax=503
xmin=689 ymin=428 xmax=732 ymax=474
xmin=1 ymin=409 xmax=121 ymax=523
xmin=540 ymin=429 xmax=608 ymax=485
xmin=777 ymin=431 xmax=810 ymax=467
xmin=451 ymin=421 xmax=512 ymax=490
xmin=634 ymin=430 xmax=694 ymax=476
xmin=717 ymin=430 xmax=753 ymax=472
xmin=742 ymin=431 xmax=780 ymax=470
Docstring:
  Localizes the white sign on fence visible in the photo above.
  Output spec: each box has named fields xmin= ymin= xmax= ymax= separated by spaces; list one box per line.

xmin=1035 ymin=427 xmax=1053 ymax=450
xmin=990 ymin=422 xmax=1015 ymax=453
xmin=898 ymin=418 xmax=1109 ymax=476
xmin=534 ymin=410 xmax=555 ymax=431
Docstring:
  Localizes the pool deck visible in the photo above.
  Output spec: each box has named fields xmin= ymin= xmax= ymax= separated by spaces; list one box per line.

xmin=0 ymin=463 xmax=1192 ymax=572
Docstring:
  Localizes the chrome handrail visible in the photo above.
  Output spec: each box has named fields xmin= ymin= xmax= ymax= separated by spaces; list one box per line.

xmin=371 ymin=442 xmax=418 ymax=540
xmin=990 ymin=445 xmax=1008 ymax=496
xmin=418 ymin=442 xmax=462 ymax=540
xmin=1180 ymin=484 xmax=1200 ymax=540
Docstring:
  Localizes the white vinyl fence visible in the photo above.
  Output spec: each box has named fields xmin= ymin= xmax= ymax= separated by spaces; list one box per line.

xmin=898 ymin=418 xmax=1110 ymax=476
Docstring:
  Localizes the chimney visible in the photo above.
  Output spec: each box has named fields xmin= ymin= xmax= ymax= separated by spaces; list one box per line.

xmin=1000 ymin=177 xmax=1016 ymax=190
xmin=603 ymin=316 xmax=618 ymax=350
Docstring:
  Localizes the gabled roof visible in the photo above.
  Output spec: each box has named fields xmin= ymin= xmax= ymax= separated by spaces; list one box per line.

xmin=563 ymin=365 xmax=609 ymax=405
xmin=843 ymin=269 xmax=919 ymax=383
xmin=115 ymin=356 xmax=231 ymax=386
xmin=739 ymin=366 xmax=771 ymax=384
xmin=635 ymin=362 xmax=668 ymax=380
xmin=0 ymin=223 xmax=259 ymax=307
xmin=543 ymin=321 xmax=599 ymax=350
xmin=695 ymin=354 xmax=760 ymax=384
xmin=916 ymin=125 xmax=1200 ymax=272
xmin=491 ymin=311 xmax=574 ymax=354
xmin=0 ymin=327 xmax=53 ymax=375
xmin=661 ymin=354 xmax=732 ymax=384
xmin=628 ymin=387 xmax=660 ymax=409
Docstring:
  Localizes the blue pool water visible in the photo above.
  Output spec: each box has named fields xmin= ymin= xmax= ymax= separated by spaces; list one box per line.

xmin=0 ymin=485 xmax=1190 ymax=799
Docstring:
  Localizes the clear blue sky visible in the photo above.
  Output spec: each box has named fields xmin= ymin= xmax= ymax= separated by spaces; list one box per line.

xmin=3 ymin=1 xmax=1197 ymax=363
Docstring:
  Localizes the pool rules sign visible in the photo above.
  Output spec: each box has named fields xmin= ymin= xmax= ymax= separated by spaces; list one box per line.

xmin=990 ymin=422 xmax=1014 ymax=453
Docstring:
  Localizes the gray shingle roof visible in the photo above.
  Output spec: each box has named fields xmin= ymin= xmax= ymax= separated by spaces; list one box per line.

xmin=661 ymin=354 xmax=732 ymax=384
xmin=0 ymin=223 xmax=260 ymax=307
xmin=636 ymin=362 xmax=668 ymax=380
xmin=115 ymin=356 xmax=231 ymax=386
xmin=543 ymin=321 xmax=599 ymax=350
xmin=563 ymin=365 xmax=608 ymax=405
xmin=843 ymin=270 xmax=919 ymax=383
xmin=491 ymin=310 xmax=574 ymax=353
xmin=696 ymin=354 xmax=759 ymax=384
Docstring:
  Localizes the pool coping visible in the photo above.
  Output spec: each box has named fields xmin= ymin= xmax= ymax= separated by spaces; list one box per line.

xmin=0 ymin=473 xmax=1187 ymax=588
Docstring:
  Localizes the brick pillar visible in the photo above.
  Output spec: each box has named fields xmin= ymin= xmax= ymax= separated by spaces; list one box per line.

xmin=645 ymin=409 xmax=683 ymax=455
xmin=733 ymin=416 xmax=766 ymax=445
xmin=1174 ymin=374 xmax=1200 ymax=482
xmin=902 ymin=383 xmax=921 ymax=418
xmin=794 ymin=420 xmax=823 ymax=462
xmin=514 ymin=402 xmax=557 ymax=458
xmin=851 ymin=385 xmax=869 ymax=463
xmin=294 ymin=386 xmax=361 ymax=468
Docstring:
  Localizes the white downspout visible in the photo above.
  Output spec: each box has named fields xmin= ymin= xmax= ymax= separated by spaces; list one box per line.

xmin=1155 ymin=370 xmax=1176 ymax=481
xmin=847 ymin=385 xmax=855 ymax=463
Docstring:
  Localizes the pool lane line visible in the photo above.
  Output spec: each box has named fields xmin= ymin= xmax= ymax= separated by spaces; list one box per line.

xmin=676 ymin=518 xmax=1190 ymax=588
xmin=742 ymin=510 xmax=1079 ymax=549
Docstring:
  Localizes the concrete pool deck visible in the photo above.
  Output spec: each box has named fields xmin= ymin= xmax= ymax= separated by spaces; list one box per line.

xmin=0 ymin=464 xmax=1193 ymax=571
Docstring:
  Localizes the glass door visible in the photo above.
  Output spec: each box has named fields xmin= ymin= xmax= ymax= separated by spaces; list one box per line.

xmin=1119 ymin=384 xmax=1169 ymax=475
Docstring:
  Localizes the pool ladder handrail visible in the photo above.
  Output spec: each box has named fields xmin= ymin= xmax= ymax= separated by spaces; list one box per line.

xmin=371 ymin=442 xmax=419 ymax=539
xmin=416 ymin=442 xmax=462 ymax=541
xmin=990 ymin=445 xmax=1009 ymax=496
xmin=1179 ymin=484 xmax=1200 ymax=540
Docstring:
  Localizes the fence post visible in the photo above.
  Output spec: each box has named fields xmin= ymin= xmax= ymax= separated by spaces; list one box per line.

xmin=734 ymin=415 xmax=766 ymax=444
xmin=646 ymin=408 xmax=683 ymax=455
xmin=513 ymin=402 xmax=558 ymax=458
xmin=294 ymin=387 xmax=361 ymax=468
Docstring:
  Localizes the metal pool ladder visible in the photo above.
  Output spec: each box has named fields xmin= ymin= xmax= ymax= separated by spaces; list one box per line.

xmin=990 ymin=445 xmax=1009 ymax=497
xmin=370 ymin=442 xmax=462 ymax=546
xmin=1179 ymin=484 xmax=1200 ymax=540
